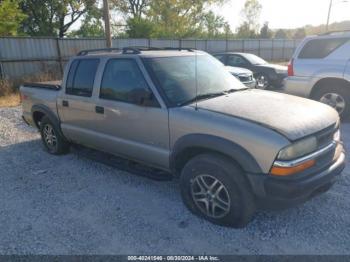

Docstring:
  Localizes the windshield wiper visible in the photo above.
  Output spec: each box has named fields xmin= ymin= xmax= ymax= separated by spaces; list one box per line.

xmin=178 ymin=92 xmax=227 ymax=106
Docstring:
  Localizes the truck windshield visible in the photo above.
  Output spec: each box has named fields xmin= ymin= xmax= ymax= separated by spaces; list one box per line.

xmin=243 ymin=54 xmax=267 ymax=65
xmin=144 ymin=54 xmax=245 ymax=106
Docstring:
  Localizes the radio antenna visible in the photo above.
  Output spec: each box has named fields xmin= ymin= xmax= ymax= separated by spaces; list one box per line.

xmin=195 ymin=49 xmax=198 ymax=111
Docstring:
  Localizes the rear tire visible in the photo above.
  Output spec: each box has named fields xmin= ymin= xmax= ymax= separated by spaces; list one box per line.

xmin=312 ymin=86 xmax=350 ymax=120
xmin=180 ymin=153 xmax=256 ymax=228
xmin=39 ymin=116 xmax=69 ymax=155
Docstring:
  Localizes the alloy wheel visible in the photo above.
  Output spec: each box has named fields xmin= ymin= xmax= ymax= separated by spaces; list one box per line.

xmin=256 ymin=75 xmax=269 ymax=89
xmin=320 ymin=93 xmax=346 ymax=114
xmin=190 ymin=174 xmax=231 ymax=218
xmin=43 ymin=124 xmax=57 ymax=151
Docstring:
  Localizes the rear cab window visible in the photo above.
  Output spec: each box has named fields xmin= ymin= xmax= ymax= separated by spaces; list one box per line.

xmin=66 ymin=59 xmax=100 ymax=97
xmin=298 ymin=38 xmax=349 ymax=59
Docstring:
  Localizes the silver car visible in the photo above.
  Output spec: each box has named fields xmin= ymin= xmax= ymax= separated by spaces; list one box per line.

xmin=225 ymin=66 xmax=257 ymax=88
xmin=20 ymin=47 xmax=346 ymax=227
xmin=283 ymin=31 xmax=350 ymax=119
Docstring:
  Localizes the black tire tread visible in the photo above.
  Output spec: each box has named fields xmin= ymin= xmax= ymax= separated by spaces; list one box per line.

xmin=180 ymin=153 xmax=256 ymax=228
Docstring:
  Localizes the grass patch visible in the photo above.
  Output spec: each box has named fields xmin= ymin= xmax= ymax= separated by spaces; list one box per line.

xmin=0 ymin=71 xmax=60 ymax=108
xmin=0 ymin=93 xmax=20 ymax=107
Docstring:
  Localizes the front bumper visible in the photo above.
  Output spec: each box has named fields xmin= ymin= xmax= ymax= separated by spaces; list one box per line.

xmin=248 ymin=144 xmax=346 ymax=210
xmin=242 ymin=80 xmax=257 ymax=89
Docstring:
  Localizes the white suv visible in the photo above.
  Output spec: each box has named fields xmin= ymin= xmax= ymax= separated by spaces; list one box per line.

xmin=283 ymin=31 xmax=350 ymax=119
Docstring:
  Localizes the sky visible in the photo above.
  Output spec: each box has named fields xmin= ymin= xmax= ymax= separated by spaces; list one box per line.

xmin=215 ymin=0 xmax=350 ymax=30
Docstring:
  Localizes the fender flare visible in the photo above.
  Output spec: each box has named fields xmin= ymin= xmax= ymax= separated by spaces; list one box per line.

xmin=170 ymin=134 xmax=262 ymax=174
xmin=31 ymin=104 xmax=60 ymax=127
xmin=31 ymin=105 xmax=67 ymax=140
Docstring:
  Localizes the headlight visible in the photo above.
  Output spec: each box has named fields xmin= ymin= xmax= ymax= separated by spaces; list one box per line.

xmin=277 ymin=136 xmax=317 ymax=160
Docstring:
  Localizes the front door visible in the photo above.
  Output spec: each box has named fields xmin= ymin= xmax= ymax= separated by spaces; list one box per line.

xmin=92 ymin=58 xmax=170 ymax=169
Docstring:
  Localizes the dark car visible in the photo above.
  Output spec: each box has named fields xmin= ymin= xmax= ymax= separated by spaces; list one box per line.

xmin=213 ymin=52 xmax=287 ymax=89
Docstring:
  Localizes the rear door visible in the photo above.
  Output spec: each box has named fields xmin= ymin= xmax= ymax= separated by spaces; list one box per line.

xmin=57 ymin=58 xmax=102 ymax=148
xmin=92 ymin=57 xmax=170 ymax=169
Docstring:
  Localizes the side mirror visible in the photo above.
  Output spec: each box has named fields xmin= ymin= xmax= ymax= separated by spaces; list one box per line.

xmin=129 ymin=88 xmax=153 ymax=106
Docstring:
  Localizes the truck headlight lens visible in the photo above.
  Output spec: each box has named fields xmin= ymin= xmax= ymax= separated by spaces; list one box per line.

xmin=277 ymin=136 xmax=317 ymax=160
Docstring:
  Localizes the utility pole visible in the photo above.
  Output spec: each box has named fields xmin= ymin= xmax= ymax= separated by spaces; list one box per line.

xmin=103 ymin=0 xmax=112 ymax=48
xmin=326 ymin=0 xmax=333 ymax=32
xmin=326 ymin=0 xmax=348 ymax=32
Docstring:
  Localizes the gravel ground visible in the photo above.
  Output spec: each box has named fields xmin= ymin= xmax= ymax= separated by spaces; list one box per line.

xmin=0 ymin=106 xmax=349 ymax=255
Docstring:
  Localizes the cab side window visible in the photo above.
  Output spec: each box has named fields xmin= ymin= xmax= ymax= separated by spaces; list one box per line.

xmin=227 ymin=55 xmax=247 ymax=67
xmin=213 ymin=54 xmax=226 ymax=64
xmin=66 ymin=59 xmax=99 ymax=97
xmin=100 ymin=59 xmax=159 ymax=106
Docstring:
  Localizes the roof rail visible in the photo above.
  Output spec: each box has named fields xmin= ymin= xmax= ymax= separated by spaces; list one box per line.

xmin=122 ymin=46 xmax=162 ymax=54
xmin=319 ymin=30 xmax=350 ymax=36
xmin=77 ymin=46 xmax=197 ymax=56
xmin=163 ymin=47 xmax=195 ymax=52
xmin=77 ymin=48 xmax=121 ymax=56
xmin=122 ymin=47 xmax=195 ymax=53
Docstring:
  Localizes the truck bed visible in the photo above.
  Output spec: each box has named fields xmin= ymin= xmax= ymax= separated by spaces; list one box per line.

xmin=20 ymin=80 xmax=62 ymax=127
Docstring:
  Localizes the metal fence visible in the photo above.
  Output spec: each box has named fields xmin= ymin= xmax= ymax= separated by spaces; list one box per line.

xmin=0 ymin=37 xmax=302 ymax=80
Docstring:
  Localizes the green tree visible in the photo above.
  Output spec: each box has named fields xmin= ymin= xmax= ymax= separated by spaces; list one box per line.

xmin=293 ymin=28 xmax=306 ymax=39
xmin=111 ymin=0 xmax=150 ymax=20
xmin=203 ymin=11 xmax=226 ymax=38
xmin=238 ymin=0 xmax=262 ymax=36
xmin=0 ymin=0 xmax=27 ymax=36
xmin=20 ymin=0 xmax=97 ymax=37
xmin=275 ymin=29 xmax=288 ymax=39
xmin=236 ymin=22 xmax=256 ymax=38
xmin=126 ymin=17 xmax=155 ymax=38
xmin=259 ymin=21 xmax=272 ymax=39
xmin=68 ymin=5 xmax=104 ymax=37
xmin=148 ymin=0 xmax=225 ymax=38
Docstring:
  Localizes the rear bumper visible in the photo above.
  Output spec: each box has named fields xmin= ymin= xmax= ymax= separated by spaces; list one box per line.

xmin=282 ymin=76 xmax=313 ymax=97
xmin=248 ymin=150 xmax=346 ymax=210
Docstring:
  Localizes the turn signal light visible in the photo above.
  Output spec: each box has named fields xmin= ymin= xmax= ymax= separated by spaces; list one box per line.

xmin=270 ymin=159 xmax=316 ymax=176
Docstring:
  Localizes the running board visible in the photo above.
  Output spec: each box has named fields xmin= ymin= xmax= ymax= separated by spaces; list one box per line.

xmin=71 ymin=145 xmax=173 ymax=181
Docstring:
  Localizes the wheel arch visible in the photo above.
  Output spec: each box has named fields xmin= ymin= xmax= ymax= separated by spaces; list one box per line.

xmin=310 ymin=77 xmax=350 ymax=98
xmin=31 ymin=104 xmax=60 ymax=129
xmin=170 ymin=134 xmax=262 ymax=176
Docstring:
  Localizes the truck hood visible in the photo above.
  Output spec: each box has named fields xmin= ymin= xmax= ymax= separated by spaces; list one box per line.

xmin=193 ymin=89 xmax=339 ymax=141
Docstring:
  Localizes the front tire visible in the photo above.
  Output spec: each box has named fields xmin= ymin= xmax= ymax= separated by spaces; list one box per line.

xmin=255 ymin=73 xmax=270 ymax=89
xmin=312 ymin=86 xmax=350 ymax=119
xmin=180 ymin=153 xmax=256 ymax=228
xmin=39 ymin=116 xmax=69 ymax=155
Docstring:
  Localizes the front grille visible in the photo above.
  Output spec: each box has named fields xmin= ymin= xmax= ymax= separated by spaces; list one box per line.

xmin=316 ymin=125 xmax=337 ymax=149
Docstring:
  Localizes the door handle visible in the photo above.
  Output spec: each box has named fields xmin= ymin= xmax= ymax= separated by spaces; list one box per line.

xmin=62 ymin=100 xmax=69 ymax=107
xmin=95 ymin=106 xmax=104 ymax=114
